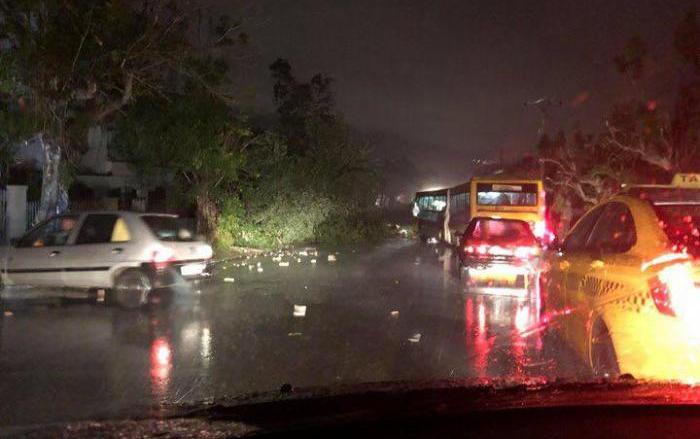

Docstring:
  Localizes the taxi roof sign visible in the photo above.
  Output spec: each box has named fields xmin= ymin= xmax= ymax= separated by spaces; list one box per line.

xmin=672 ymin=173 xmax=700 ymax=187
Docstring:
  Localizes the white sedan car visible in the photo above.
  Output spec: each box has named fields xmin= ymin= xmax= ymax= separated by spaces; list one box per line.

xmin=1 ymin=211 xmax=213 ymax=308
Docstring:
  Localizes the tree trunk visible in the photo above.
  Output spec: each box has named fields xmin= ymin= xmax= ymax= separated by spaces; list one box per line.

xmin=36 ymin=136 xmax=61 ymax=223
xmin=196 ymin=191 xmax=218 ymax=242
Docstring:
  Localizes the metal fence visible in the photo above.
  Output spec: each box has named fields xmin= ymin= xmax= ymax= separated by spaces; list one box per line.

xmin=0 ymin=188 xmax=6 ymax=244
xmin=26 ymin=200 xmax=39 ymax=230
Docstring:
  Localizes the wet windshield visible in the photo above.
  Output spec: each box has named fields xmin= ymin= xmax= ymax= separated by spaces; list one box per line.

xmin=2 ymin=0 xmax=700 ymax=433
xmin=655 ymin=205 xmax=700 ymax=257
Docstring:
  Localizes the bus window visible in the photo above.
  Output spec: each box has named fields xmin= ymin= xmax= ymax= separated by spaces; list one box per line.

xmin=415 ymin=195 xmax=447 ymax=211
xmin=475 ymin=183 xmax=538 ymax=207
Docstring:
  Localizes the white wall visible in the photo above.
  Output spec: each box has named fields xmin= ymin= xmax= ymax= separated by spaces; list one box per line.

xmin=6 ymin=185 xmax=27 ymax=239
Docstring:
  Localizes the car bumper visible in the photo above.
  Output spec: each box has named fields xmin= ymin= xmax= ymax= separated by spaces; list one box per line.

xmin=147 ymin=260 xmax=213 ymax=288
xmin=609 ymin=308 xmax=700 ymax=382
xmin=462 ymin=258 xmax=539 ymax=295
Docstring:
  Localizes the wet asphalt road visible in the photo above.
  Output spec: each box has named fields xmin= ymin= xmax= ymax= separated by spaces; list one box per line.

xmin=0 ymin=238 xmax=585 ymax=428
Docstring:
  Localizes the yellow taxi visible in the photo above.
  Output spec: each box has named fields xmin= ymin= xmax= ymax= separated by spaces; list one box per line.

xmin=543 ymin=174 xmax=700 ymax=381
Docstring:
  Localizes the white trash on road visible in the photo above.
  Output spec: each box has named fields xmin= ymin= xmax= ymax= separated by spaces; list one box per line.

xmin=327 ymin=254 xmax=337 ymax=262
xmin=279 ymin=261 xmax=290 ymax=267
xmin=293 ymin=305 xmax=307 ymax=317
xmin=224 ymin=277 xmax=235 ymax=283
xmin=408 ymin=333 xmax=422 ymax=343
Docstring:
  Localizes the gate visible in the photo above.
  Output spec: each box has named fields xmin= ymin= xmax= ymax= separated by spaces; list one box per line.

xmin=0 ymin=188 xmax=6 ymax=244
xmin=26 ymin=200 xmax=39 ymax=230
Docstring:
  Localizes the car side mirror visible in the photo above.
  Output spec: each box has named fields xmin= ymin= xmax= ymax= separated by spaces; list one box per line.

xmin=589 ymin=245 xmax=605 ymax=260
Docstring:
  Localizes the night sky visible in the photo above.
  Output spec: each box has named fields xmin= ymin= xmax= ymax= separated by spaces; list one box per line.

xmin=220 ymin=0 xmax=697 ymax=191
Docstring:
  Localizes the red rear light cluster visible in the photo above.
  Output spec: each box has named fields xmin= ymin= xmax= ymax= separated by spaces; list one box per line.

xmin=152 ymin=248 xmax=175 ymax=271
xmin=649 ymin=276 xmax=675 ymax=316
xmin=463 ymin=243 xmax=539 ymax=259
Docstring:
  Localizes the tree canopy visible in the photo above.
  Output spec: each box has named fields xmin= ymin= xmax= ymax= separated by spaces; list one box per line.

xmin=539 ymin=8 xmax=700 ymax=229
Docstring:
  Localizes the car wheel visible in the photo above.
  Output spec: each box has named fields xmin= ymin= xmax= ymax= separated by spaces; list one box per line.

xmin=112 ymin=269 xmax=152 ymax=309
xmin=590 ymin=322 xmax=620 ymax=378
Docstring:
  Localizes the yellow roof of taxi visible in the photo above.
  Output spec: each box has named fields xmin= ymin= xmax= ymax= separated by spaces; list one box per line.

xmin=622 ymin=173 xmax=700 ymax=190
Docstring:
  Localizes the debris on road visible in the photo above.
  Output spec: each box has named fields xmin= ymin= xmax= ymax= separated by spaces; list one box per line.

xmin=257 ymin=267 xmax=264 ymax=273
xmin=272 ymin=255 xmax=282 ymax=262
xmin=327 ymin=254 xmax=337 ymax=262
xmin=224 ymin=277 xmax=235 ymax=283
xmin=310 ymin=259 xmax=317 ymax=264
xmin=3 ymin=311 xmax=13 ymax=317
xmin=248 ymin=265 xmax=254 ymax=271
xmin=293 ymin=305 xmax=307 ymax=317
xmin=279 ymin=261 xmax=290 ymax=267
xmin=287 ymin=332 xmax=303 ymax=337
xmin=408 ymin=333 xmax=422 ymax=343
xmin=390 ymin=310 xmax=399 ymax=317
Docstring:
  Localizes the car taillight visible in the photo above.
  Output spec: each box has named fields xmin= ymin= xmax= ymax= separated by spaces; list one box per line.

xmin=650 ymin=262 xmax=700 ymax=318
xmin=464 ymin=243 xmax=538 ymax=259
xmin=532 ymin=220 xmax=546 ymax=238
xmin=514 ymin=246 xmax=539 ymax=259
xmin=464 ymin=243 xmax=489 ymax=255
xmin=649 ymin=276 xmax=675 ymax=316
xmin=152 ymin=248 xmax=175 ymax=271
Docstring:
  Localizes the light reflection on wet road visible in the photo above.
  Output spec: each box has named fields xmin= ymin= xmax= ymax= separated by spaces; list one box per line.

xmin=0 ymin=239 xmax=584 ymax=427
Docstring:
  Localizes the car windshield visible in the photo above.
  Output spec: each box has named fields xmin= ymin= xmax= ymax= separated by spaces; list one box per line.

xmin=141 ymin=215 xmax=195 ymax=242
xmin=654 ymin=205 xmax=700 ymax=257
xmin=3 ymin=0 xmax=700 ymax=433
xmin=467 ymin=218 xmax=536 ymax=246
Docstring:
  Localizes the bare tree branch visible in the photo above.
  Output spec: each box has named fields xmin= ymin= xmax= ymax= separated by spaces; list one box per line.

xmin=94 ymin=72 xmax=134 ymax=122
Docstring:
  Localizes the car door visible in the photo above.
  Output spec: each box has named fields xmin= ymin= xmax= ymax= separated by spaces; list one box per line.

xmin=60 ymin=213 xmax=135 ymax=288
xmin=574 ymin=202 xmax=638 ymax=360
xmin=548 ymin=206 xmax=605 ymax=311
xmin=4 ymin=215 xmax=80 ymax=287
xmin=543 ymin=205 xmax=604 ymax=349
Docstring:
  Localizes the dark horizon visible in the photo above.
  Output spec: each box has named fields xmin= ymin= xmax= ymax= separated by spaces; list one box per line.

xmin=218 ymin=0 xmax=697 ymax=191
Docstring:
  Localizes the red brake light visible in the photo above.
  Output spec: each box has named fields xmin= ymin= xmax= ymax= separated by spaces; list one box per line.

xmin=649 ymin=276 xmax=675 ymax=316
xmin=514 ymin=246 xmax=539 ymax=259
xmin=152 ymin=248 xmax=175 ymax=271
xmin=464 ymin=242 xmax=490 ymax=255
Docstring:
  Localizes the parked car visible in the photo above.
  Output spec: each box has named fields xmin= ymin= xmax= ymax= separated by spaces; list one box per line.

xmin=458 ymin=216 xmax=541 ymax=297
xmin=0 ymin=211 xmax=213 ymax=308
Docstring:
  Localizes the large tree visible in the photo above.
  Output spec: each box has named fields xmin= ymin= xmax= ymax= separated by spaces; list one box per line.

xmin=269 ymin=58 xmax=335 ymax=156
xmin=116 ymin=91 xmax=250 ymax=239
xmin=0 ymin=0 xmax=244 ymax=217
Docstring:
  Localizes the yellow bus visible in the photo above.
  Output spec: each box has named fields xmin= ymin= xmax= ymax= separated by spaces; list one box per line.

xmin=469 ymin=177 xmax=547 ymax=239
